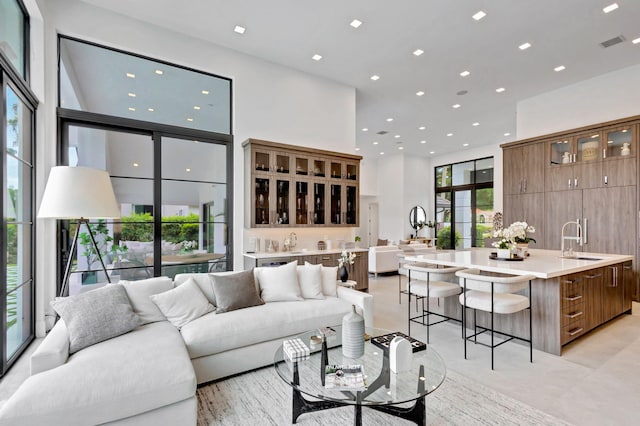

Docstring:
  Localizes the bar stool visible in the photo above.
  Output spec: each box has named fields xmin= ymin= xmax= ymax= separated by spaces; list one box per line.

xmin=397 ymin=254 xmax=431 ymax=304
xmin=455 ymin=268 xmax=535 ymax=370
xmin=407 ymin=264 xmax=465 ymax=343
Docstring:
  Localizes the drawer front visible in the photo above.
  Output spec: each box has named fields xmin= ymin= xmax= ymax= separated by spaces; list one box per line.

xmin=561 ymin=277 xmax=584 ymax=308
xmin=561 ymin=320 xmax=586 ymax=345
xmin=561 ymin=302 xmax=585 ymax=327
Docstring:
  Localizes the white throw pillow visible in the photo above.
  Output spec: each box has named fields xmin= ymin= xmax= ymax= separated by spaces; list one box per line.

xmin=296 ymin=264 xmax=324 ymax=299
xmin=174 ymin=273 xmax=217 ymax=306
xmin=116 ymin=276 xmax=173 ymax=325
xmin=306 ymin=262 xmax=338 ymax=297
xmin=255 ymin=261 xmax=303 ymax=302
xmin=149 ymin=278 xmax=214 ymax=328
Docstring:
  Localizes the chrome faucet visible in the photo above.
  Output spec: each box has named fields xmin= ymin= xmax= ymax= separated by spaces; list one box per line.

xmin=561 ymin=221 xmax=583 ymax=258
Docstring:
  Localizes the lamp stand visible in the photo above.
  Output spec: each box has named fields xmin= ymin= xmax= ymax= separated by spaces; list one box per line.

xmin=60 ymin=218 xmax=112 ymax=297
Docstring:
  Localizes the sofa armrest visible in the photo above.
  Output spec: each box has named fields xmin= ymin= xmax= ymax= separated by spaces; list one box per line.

xmin=336 ymin=287 xmax=374 ymax=328
xmin=30 ymin=320 xmax=70 ymax=376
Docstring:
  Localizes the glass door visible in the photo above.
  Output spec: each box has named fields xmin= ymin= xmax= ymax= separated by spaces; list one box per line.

xmin=295 ymin=181 xmax=309 ymax=225
xmin=331 ymin=184 xmax=342 ymax=225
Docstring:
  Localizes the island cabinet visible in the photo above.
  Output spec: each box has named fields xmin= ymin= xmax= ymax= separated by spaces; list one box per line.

xmin=243 ymin=139 xmax=361 ymax=228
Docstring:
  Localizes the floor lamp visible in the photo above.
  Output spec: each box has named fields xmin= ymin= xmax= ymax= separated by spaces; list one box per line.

xmin=38 ymin=166 xmax=121 ymax=297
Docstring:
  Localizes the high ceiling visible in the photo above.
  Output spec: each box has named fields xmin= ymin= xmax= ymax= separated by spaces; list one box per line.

xmin=80 ymin=0 xmax=640 ymax=159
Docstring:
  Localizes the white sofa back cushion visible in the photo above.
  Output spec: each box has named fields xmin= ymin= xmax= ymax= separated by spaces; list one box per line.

xmin=255 ymin=261 xmax=303 ymax=302
xmin=116 ymin=276 xmax=173 ymax=324
xmin=296 ymin=264 xmax=324 ymax=299
xmin=306 ymin=262 xmax=338 ymax=297
xmin=150 ymin=278 xmax=214 ymax=328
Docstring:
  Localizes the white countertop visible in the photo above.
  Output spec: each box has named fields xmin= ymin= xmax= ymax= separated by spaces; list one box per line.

xmin=244 ymin=247 xmax=368 ymax=260
xmin=403 ymin=248 xmax=633 ymax=279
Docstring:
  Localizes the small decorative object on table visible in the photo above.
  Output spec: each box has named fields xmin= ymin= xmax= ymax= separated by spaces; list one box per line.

xmin=342 ymin=305 xmax=364 ymax=358
xmin=282 ymin=338 xmax=310 ymax=363
xmin=389 ymin=336 xmax=413 ymax=374
xmin=324 ymin=364 xmax=366 ymax=390
xmin=338 ymin=250 xmax=356 ymax=282
xmin=371 ymin=331 xmax=426 ymax=353
xmin=491 ymin=221 xmax=535 ymax=259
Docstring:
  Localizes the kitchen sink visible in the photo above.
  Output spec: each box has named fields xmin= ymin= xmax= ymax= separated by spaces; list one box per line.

xmin=575 ymin=257 xmax=603 ymax=261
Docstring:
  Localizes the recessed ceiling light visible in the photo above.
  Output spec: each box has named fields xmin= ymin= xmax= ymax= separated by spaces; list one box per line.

xmin=608 ymin=140 xmax=614 ymax=144
xmin=132 ymin=162 xmax=139 ymax=167
xmin=419 ymin=126 xmax=426 ymax=130
xmin=187 ymin=118 xmax=194 ymax=122
xmin=362 ymin=128 xmax=368 ymax=132
xmin=386 ymin=118 xmax=393 ymax=122
xmin=128 ymin=92 xmax=136 ymax=97
xmin=373 ymin=141 xmax=379 ymax=145
xmin=519 ymin=42 xmax=532 ymax=50
xmin=421 ymin=140 xmax=426 ymax=144
xmin=355 ymin=147 xmax=361 ymax=151
xmin=370 ymin=75 xmax=380 ymax=81
xmin=126 ymin=72 xmax=135 ymax=78
xmin=472 ymin=11 xmax=487 ymax=21
xmin=234 ymin=25 xmax=246 ymax=34
xmin=416 ymin=91 xmax=425 ymax=96
xmin=398 ymin=146 xmax=404 ymax=150
xmin=155 ymin=70 xmax=163 ymax=75
xmin=148 ymin=108 xmax=154 ymax=112
xmin=622 ymin=129 xmax=628 ymax=132
xmin=472 ymin=122 xmax=480 ymax=126
xmin=460 ymin=70 xmax=470 ymax=77
xmin=193 ymin=106 xmax=201 ymax=110
xmin=452 ymin=104 xmax=461 ymax=109
xmin=554 ymin=65 xmax=566 ymax=72
xmin=591 ymin=134 xmax=599 ymax=138
xmin=496 ymin=87 xmax=506 ymax=93
xmin=603 ymin=3 xmax=619 ymax=13
xmin=350 ymin=19 xmax=362 ymax=28
xmin=394 ymin=135 xmax=401 ymax=138
xmin=186 ymin=168 xmax=191 ymax=172
xmin=504 ymin=132 xmax=511 ymax=136
xmin=463 ymin=143 xmax=469 ymax=147
xmin=633 ymin=37 xmax=640 ymax=44
xmin=447 ymin=133 xmax=453 ymax=137
xmin=429 ymin=151 xmax=435 ymax=154
xmin=312 ymin=54 xmax=322 ymax=61
xmin=201 ymin=90 xmax=210 ymax=95
xmin=379 ymin=152 xmax=385 ymax=155
xmin=128 ymin=107 xmax=135 ymax=111
xmin=413 ymin=49 xmax=424 ymax=56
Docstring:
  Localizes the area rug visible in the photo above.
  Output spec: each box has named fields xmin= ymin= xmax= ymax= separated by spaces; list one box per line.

xmin=196 ymin=366 xmax=571 ymax=425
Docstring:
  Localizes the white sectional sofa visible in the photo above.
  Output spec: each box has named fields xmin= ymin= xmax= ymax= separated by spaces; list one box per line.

xmin=368 ymin=245 xmax=403 ymax=276
xmin=0 ymin=263 xmax=373 ymax=426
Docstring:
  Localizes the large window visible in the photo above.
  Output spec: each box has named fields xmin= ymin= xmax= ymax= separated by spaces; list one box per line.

xmin=435 ymin=158 xmax=494 ymax=249
xmin=1 ymin=0 xmax=35 ymax=377
xmin=58 ymin=37 xmax=232 ymax=295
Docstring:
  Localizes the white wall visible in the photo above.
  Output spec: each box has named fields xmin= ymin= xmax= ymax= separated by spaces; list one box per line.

xmin=517 ymin=64 xmax=640 ymax=139
xmin=34 ymin=0 xmax=356 ymax=335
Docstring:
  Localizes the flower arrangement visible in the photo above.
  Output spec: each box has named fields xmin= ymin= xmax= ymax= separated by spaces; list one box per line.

xmin=338 ymin=250 xmax=356 ymax=268
xmin=491 ymin=221 xmax=536 ymax=249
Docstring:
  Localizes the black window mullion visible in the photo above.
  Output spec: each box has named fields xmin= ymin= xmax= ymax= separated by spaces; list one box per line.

xmin=153 ymin=132 xmax=162 ymax=277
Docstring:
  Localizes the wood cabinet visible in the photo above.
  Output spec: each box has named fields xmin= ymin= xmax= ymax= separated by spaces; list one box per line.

xmin=560 ymin=273 xmax=587 ymax=345
xmin=244 ymin=139 xmax=361 ymax=228
xmin=503 ymin=192 xmax=545 ymax=248
xmin=582 ymin=269 xmax=603 ymax=332
xmin=503 ymin=143 xmax=545 ymax=195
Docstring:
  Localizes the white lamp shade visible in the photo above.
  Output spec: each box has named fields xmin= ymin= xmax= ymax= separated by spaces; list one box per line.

xmin=38 ymin=166 xmax=121 ymax=219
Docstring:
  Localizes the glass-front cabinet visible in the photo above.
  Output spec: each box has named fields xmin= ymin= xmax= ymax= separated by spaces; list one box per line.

xmin=244 ymin=139 xmax=361 ymax=228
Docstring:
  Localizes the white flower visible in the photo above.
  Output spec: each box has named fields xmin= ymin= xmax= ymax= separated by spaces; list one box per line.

xmin=338 ymin=250 xmax=356 ymax=268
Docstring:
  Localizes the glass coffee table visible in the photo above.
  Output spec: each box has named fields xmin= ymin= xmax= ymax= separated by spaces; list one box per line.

xmin=274 ymin=326 xmax=446 ymax=426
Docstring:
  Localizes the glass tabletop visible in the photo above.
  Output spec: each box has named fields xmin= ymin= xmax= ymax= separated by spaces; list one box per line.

xmin=273 ymin=326 xmax=446 ymax=406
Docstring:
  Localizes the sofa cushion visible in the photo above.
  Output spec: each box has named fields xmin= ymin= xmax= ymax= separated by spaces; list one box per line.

xmin=320 ymin=265 xmax=338 ymax=297
xmin=296 ymin=264 xmax=324 ymax=299
xmin=0 ymin=322 xmax=195 ymax=426
xmin=255 ymin=261 xmax=303 ymax=302
xmin=150 ymin=278 xmax=214 ymax=328
xmin=211 ymin=269 xmax=264 ymax=313
xmin=174 ymin=273 xmax=216 ymax=306
xmin=180 ymin=297 xmax=352 ymax=359
xmin=50 ymin=285 xmax=140 ymax=354
xmin=117 ymin=276 xmax=173 ymax=324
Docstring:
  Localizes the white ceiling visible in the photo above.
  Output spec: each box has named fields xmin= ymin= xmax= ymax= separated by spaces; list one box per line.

xmin=80 ymin=0 xmax=640 ymax=159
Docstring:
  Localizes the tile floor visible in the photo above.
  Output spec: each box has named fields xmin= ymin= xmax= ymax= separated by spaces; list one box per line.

xmin=1 ymin=273 xmax=638 ymax=425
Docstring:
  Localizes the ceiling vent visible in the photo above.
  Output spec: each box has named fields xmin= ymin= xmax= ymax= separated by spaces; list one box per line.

xmin=376 ymin=130 xmax=388 ymax=135
xmin=456 ymin=90 xmax=468 ymax=96
xmin=600 ymin=35 xmax=625 ymax=48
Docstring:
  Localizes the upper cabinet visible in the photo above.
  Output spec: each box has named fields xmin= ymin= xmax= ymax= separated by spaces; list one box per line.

xmin=503 ymin=142 xmax=545 ymax=195
xmin=243 ymin=139 xmax=362 ymax=228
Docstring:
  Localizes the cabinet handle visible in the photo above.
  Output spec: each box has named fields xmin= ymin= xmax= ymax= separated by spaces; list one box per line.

xmin=604 ymin=175 xmax=608 ymax=185
xmin=609 ymin=266 xmax=618 ymax=287
xmin=623 ymin=265 xmax=633 ymax=270
xmin=572 ymin=153 xmax=576 ymax=163
xmin=564 ymin=279 xmax=576 ymax=284
xmin=566 ymin=311 xmax=584 ymax=319
xmin=584 ymin=273 xmax=601 ymax=279
xmin=603 ymin=148 xmax=607 ymax=159
xmin=321 ymin=256 xmax=331 ymax=260
xmin=519 ymin=179 xmax=522 ymax=193
xmin=565 ymin=295 xmax=583 ymax=301
xmin=568 ymin=179 xmax=572 ymax=188
xmin=523 ymin=178 xmax=527 ymax=193
xmin=574 ymin=178 xmax=578 ymax=188
xmin=568 ymin=327 xmax=584 ymax=336
xmin=583 ymin=217 xmax=588 ymax=244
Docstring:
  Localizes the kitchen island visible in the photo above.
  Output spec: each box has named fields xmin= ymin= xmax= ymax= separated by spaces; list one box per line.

xmin=404 ymin=248 xmax=634 ymax=355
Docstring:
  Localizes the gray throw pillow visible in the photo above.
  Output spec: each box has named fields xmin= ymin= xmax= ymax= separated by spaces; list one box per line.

xmin=211 ymin=269 xmax=264 ymax=313
xmin=51 ymin=285 xmax=140 ymax=354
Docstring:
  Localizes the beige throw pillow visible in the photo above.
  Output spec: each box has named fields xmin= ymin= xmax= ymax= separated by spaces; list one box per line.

xmin=149 ymin=278 xmax=214 ymax=328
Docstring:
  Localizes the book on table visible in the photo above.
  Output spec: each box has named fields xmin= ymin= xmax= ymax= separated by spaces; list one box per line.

xmin=370 ymin=331 xmax=426 ymax=353
xmin=324 ymin=364 xmax=366 ymax=391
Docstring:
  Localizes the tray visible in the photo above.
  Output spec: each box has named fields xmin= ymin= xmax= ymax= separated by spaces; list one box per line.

xmin=489 ymin=253 xmax=524 ymax=261
xmin=370 ymin=331 xmax=426 ymax=353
